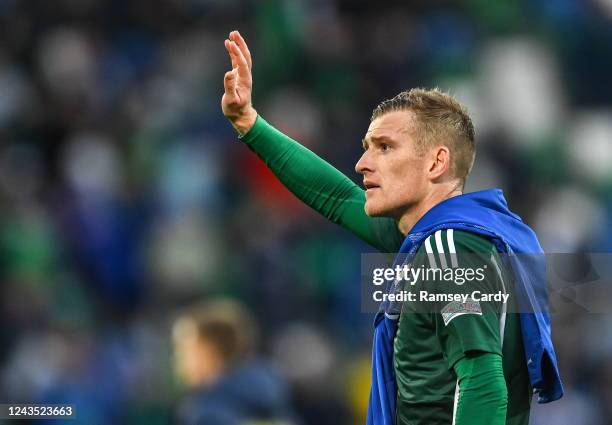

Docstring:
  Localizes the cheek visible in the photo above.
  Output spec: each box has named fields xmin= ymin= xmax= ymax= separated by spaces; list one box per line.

xmin=176 ymin=340 xmax=197 ymax=369
xmin=388 ymin=158 xmax=424 ymax=192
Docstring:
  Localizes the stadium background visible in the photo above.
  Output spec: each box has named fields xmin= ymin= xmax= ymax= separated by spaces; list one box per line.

xmin=0 ymin=0 xmax=611 ymax=423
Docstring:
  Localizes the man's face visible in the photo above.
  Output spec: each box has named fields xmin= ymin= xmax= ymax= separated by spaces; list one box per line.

xmin=355 ymin=110 xmax=429 ymax=218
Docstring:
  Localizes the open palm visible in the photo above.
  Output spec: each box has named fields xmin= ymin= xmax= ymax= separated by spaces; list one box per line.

xmin=222 ymin=31 xmax=257 ymax=134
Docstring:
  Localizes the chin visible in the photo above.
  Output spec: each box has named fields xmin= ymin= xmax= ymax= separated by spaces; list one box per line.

xmin=364 ymin=202 xmax=389 ymax=217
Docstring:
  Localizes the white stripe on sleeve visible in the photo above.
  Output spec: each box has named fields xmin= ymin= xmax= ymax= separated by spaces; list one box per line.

xmin=447 ymin=229 xmax=459 ymax=268
xmin=490 ymin=253 xmax=508 ymax=348
xmin=434 ymin=230 xmax=448 ymax=269
xmin=424 ymin=236 xmax=438 ymax=269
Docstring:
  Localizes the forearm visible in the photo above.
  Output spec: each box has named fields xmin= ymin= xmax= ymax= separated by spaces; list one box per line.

xmin=453 ymin=352 xmax=507 ymax=425
xmin=240 ymin=115 xmax=401 ymax=251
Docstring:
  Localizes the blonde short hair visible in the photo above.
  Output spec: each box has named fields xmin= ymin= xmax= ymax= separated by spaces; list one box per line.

xmin=371 ymin=88 xmax=475 ymax=187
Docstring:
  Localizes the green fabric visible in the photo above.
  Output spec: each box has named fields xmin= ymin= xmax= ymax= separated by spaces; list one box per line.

xmin=238 ymin=118 xmax=531 ymax=424
xmin=394 ymin=230 xmax=530 ymax=425
xmin=239 ymin=115 xmax=403 ymax=252
xmin=453 ymin=352 xmax=507 ymax=425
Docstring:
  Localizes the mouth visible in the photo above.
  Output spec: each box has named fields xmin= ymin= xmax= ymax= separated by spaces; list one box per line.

xmin=364 ymin=181 xmax=380 ymax=191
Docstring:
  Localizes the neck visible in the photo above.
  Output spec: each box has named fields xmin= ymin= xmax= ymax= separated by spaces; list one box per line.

xmin=397 ymin=187 xmax=463 ymax=235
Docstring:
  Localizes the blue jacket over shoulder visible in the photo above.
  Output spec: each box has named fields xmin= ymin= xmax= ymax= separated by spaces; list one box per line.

xmin=367 ymin=189 xmax=563 ymax=425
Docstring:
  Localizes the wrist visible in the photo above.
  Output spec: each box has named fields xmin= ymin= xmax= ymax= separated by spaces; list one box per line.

xmin=231 ymin=107 xmax=258 ymax=136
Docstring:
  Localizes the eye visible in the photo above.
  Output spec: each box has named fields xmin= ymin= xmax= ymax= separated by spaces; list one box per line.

xmin=380 ymin=143 xmax=390 ymax=152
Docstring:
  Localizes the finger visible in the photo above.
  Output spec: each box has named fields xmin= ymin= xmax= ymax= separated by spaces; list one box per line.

xmin=224 ymin=39 xmax=238 ymax=69
xmin=229 ymin=41 xmax=250 ymax=80
xmin=223 ymin=69 xmax=237 ymax=97
xmin=230 ymin=31 xmax=252 ymax=70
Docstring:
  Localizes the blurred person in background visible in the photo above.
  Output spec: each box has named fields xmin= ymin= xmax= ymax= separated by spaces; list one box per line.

xmin=172 ymin=299 xmax=293 ymax=425
xmin=221 ymin=31 xmax=563 ymax=425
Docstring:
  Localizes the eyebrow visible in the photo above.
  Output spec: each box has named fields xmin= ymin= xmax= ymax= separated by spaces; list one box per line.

xmin=361 ymin=135 xmax=397 ymax=148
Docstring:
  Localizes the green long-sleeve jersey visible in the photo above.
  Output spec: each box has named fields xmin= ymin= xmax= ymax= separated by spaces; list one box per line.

xmin=394 ymin=228 xmax=531 ymax=425
xmin=239 ymin=115 xmax=531 ymax=425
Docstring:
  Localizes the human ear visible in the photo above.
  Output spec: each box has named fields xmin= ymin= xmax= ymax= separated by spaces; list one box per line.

xmin=428 ymin=146 xmax=450 ymax=179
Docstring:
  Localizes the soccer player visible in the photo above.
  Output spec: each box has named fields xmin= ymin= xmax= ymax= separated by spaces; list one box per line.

xmin=221 ymin=31 xmax=562 ymax=425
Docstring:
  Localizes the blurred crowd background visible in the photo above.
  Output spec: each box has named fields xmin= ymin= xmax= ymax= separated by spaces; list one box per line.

xmin=1 ymin=0 xmax=611 ymax=424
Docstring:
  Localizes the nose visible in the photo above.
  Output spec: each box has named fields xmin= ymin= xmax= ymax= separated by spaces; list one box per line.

xmin=355 ymin=150 xmax=373 ymax=175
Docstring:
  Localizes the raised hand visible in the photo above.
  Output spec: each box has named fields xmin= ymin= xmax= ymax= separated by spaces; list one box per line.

xmin=222 ymin=30 xmax=258 ymax=135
